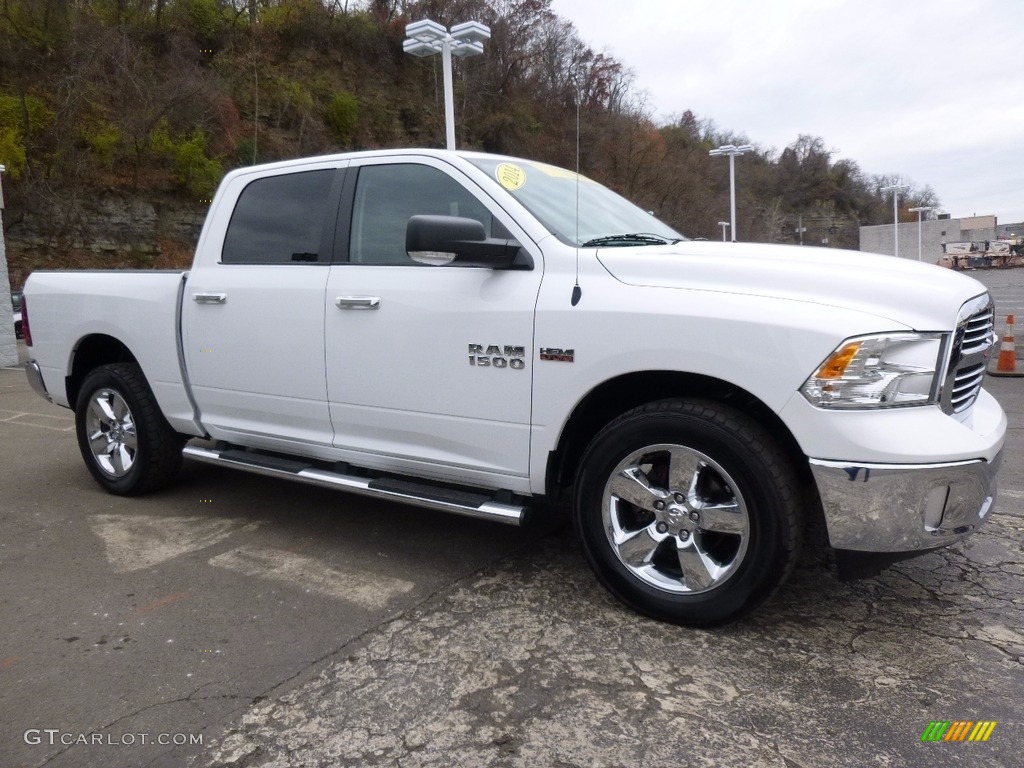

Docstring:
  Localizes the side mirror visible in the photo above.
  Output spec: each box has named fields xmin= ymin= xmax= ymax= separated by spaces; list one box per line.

xmin=406 ymin=215 xmax=528 ymax=269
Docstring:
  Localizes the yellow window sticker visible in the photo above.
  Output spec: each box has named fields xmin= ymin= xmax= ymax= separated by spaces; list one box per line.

xmin=527 ymin=161 xmax=595 ymax=184
xmin=496 ymin=163 xmax=527 ymax=191
xmin=528 ymin=161 xmax=577 ymax=180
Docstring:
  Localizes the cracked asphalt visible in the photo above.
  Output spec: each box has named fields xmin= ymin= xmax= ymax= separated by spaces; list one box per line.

xmin=2 ymin=329 xmax=1022 ymax=767
xmin=201 ymin=437 xmax=1024 ymax=768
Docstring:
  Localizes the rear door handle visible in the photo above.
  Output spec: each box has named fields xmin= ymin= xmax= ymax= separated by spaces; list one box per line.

xmin=335 ymin=296 xmax=381 ymax=310
xmin=193 ymin=292 xmax=227 ymax=305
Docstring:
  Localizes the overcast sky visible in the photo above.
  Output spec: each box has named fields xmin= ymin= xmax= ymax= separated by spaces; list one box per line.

xmin=548 ymin=0 xmax=1024 ymax=224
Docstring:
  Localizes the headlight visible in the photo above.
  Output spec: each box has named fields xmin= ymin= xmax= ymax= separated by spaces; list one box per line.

xmin=801 ymin=333 xmax=945 ymax=409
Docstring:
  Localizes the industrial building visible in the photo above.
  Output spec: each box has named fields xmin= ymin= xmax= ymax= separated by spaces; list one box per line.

xmin=858 ymin=215 xmax=1021 ymax=263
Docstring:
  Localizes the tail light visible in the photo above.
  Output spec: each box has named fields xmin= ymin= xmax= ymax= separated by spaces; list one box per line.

xmin=21 ymin=294 xmax=32 ymax=347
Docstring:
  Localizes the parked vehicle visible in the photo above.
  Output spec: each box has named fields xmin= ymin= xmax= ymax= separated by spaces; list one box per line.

xmin=937 ymin=240 xmax=1024 ymax=270
xmin=22 ymin=149 xmax=1006 ymax=625
xmin=11 ymin=290 xmax=22 ymax=339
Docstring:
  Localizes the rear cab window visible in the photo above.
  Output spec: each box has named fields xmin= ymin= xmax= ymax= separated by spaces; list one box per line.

xmin=221 ymin=170 xmax=336 ymax=264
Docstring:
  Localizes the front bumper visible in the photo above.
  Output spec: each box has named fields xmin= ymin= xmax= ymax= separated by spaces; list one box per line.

xmin=810 ymin=452 xmax=1001 ymax=553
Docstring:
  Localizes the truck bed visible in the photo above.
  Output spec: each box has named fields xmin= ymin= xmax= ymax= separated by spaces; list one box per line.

xmin=24 ymin=270 xmax=203 ymax=435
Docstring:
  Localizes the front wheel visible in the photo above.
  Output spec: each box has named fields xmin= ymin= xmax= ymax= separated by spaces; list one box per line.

xmin=573 ymin=399 xmax=802 ymax=626
xmin=75 ymin=363 xmax=185 ymax=495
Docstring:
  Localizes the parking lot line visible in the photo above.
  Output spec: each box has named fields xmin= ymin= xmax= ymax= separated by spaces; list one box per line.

xmin=90 ymin=514 xmax=258 ymax=573
xmin=0 ymin=408 xmax=74 ymax=431
xmin=209 ymin=545 xmax=415 ymax=609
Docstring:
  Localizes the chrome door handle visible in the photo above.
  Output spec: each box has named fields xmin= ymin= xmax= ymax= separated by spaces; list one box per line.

xmin=336 ymin=296 xmax=381 ymax=310
xmin=193 ymin=292 xmax=227 ymax=305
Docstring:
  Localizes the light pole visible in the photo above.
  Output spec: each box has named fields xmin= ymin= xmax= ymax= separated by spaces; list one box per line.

xmin=717 ymin=221 xmax=730 ymax=241
xmin=404 ymin=19 xmax=490 ymax=151
xmin=908 ymin=205 xmax=933 ymax=262
xmin=880 ymin=179 xmax=911 ymax=257
xmin=709 ymin=144 xmax=753 ymax=242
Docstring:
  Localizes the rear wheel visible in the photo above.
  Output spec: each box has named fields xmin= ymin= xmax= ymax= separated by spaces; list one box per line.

xmin=573 ymin=399 xmax=801 ymax=626
xmin=75 ymin=363 xmax=185 ymax=495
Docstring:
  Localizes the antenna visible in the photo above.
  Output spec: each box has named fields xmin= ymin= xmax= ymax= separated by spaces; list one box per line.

xmin=571 ymin=69 xmax=583 ymax=307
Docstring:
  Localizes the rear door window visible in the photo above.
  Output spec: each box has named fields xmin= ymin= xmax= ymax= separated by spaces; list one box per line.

xmin=222 ymin=170 xmax=336 ymax=264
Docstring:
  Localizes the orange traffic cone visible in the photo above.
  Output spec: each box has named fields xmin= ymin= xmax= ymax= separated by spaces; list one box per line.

xmin=989 ymin=314 xmax=1023 ymax=377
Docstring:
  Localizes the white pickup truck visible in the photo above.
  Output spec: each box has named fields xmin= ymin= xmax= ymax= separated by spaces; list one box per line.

xmin=22 ymin=149 xmax=1005 ymax=626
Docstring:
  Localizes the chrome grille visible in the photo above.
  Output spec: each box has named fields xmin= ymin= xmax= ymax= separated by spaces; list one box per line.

xmin=960 ymin=308 xmax=996 ymax=355
xmin=941 ymin=295 xmax=996 ymax=415
xmin=950 ymin=363 xmax=986 ymax=412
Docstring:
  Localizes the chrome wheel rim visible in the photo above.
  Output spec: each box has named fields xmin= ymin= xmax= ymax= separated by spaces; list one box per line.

xmin=602 ymin=443 xmax=750 ymax=594
xmin=85 ymin=388 xmax=138 ymax=478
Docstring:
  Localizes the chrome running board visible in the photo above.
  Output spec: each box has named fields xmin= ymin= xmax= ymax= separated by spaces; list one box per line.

xmin=182 ymin=444 xmax=528 ymax=526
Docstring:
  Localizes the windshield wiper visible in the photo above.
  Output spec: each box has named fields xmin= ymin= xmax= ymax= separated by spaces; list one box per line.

xmin=581 ymin=233 xmax=675 ymax=247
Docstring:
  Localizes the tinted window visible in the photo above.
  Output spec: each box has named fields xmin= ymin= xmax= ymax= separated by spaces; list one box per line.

xmin=349 ymin=164 xmax=491 ymax=265
xmin=222 ymin=170 xmax=335 ymax=264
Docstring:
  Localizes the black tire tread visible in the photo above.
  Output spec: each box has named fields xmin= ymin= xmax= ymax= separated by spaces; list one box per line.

xmin=75 ymin=362 xmax=185 ymax=496
xmin=574 ymin=397 xmax=803 ymax=626
xmin=598 ymin=398 xmax=802 ymax=567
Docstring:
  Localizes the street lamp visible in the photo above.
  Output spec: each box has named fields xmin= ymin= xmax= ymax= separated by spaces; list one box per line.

xmin=709 ymin=144 xmax=753 ymax=242
xmin=908 ymin=205 xmax=933 ymax=262
xmin=717 ymin=221 xmax=730 ymax=241
xmin=880 ymin=179 xmax=911 ymax=257
xmin=404 ymin=19 xmax=490 ymax=151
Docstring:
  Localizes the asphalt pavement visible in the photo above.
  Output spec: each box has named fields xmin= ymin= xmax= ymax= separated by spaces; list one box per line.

xmin=977 ymin=266 xmax=1024 ymax=327
xmin=0 ymin=357 xmax=543 ymax=768
xmin=203 ymin=377 xmax=1024 ymax=768
xmin=1 ymin=265 xmax=1022 ymax=768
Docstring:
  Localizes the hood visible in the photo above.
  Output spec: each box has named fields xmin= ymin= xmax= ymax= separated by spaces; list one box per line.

xmin=596 ymin=241 xmax=988 ymax=331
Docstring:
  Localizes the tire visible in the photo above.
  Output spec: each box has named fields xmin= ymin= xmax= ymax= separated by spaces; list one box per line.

xmin=573 ymin=399 xmax=802 ymax=627
xmin=75 ymin=363 xmax=185 ymax=495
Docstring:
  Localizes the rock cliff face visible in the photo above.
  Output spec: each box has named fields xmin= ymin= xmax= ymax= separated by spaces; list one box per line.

xmin=3 ymin=192 xmax=206 ymax=288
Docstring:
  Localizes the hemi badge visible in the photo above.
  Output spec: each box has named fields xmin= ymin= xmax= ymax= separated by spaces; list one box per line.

xmin=540 ymin=348 xmax=575 ymax=363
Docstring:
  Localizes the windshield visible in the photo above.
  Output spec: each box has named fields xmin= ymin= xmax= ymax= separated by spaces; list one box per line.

xmin=467 ymin=157 xmax=685 ymax=247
